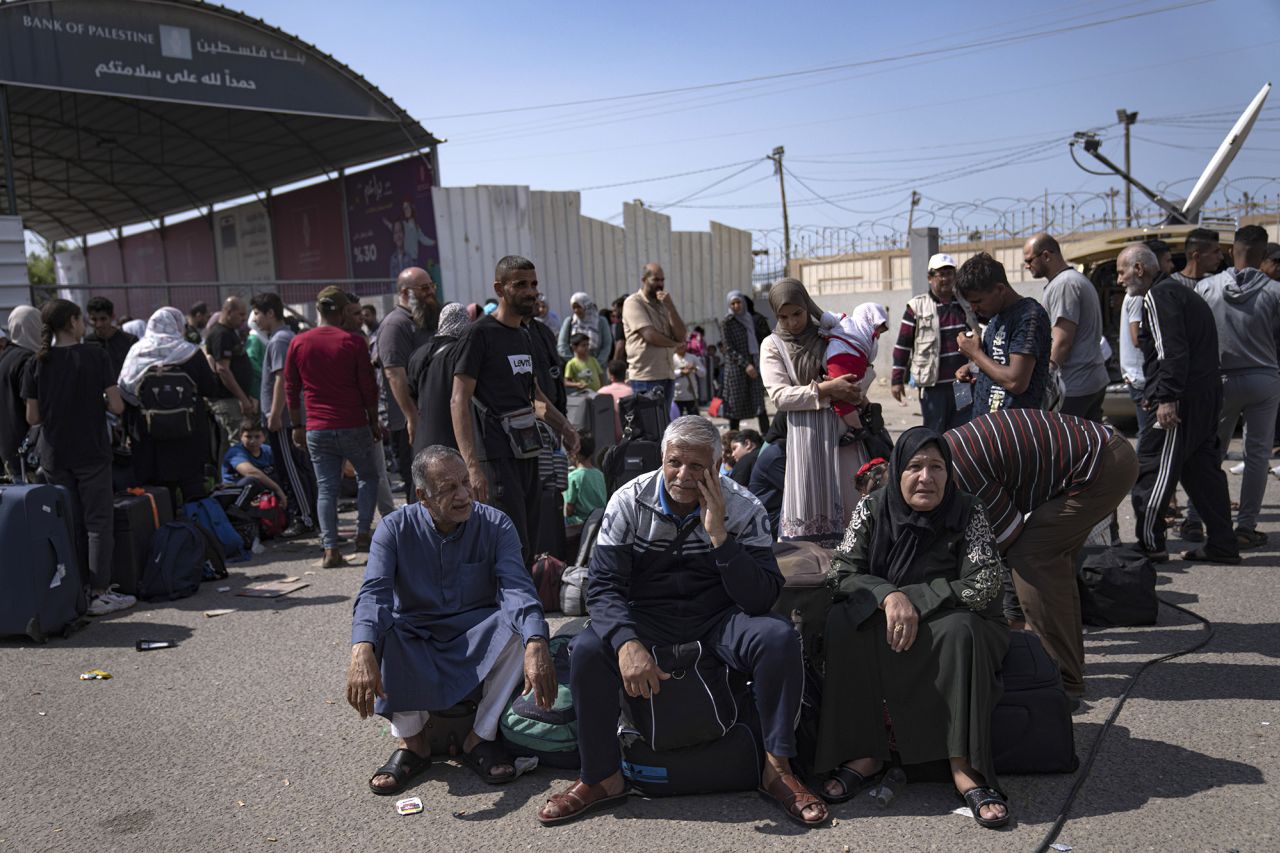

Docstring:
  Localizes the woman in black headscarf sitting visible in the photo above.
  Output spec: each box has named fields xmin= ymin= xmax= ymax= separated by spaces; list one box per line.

xmin=813 ymin=427 xmax=1011 ymax=829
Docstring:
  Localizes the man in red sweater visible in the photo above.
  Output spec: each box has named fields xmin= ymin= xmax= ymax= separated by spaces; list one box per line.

xmin=286 ymin=287 xmax=383 ymax=568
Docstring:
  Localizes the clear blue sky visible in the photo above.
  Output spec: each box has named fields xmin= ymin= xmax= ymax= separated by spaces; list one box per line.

xmin=166 ymin=1 xmax=1280 ymax=246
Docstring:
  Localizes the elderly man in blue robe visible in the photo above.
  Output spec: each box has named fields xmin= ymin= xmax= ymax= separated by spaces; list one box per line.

xmin=346 ymin=445 xmax=556 ymax=794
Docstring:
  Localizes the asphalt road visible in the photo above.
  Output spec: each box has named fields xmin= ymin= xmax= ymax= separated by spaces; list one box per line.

xmin=2 ymin=414 xmax=1276 ymax=852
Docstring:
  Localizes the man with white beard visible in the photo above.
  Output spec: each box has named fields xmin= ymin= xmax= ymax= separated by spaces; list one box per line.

xmin=375 ymin=267 xmax=439 ymax=502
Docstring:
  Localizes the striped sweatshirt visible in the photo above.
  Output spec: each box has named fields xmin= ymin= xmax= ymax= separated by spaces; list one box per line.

xmin=890 ymin=296 xmax=970 ymax=387
xmin=944 ymin=410 xmax=1113 ymax=544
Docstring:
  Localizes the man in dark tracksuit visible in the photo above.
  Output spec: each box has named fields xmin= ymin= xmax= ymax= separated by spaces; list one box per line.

xmin=1122 ymin=245 xmax=1240 ymax=564
xmin=538 ymin=416 xmax=827 ymax=828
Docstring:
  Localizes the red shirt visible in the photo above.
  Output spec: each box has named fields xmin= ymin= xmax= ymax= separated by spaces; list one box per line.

xmin=284 ymin=326 xmax=378 ymax=431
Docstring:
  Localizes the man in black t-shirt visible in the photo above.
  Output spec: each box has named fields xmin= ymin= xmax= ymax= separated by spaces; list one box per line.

xmin=452 ymin=255 xmax=580 ymax=563
xmin=205 ymin=295 xmax=258 ymax=463
xmin=374 ymin=267 xmax=437 ymax=501
xmin=84 ymin=296 xmax=137 ymax=380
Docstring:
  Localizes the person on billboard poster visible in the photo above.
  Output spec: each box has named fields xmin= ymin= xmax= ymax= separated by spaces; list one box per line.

xmin=383 ymin=198 xmax=435 ymax=267
xmin=388 ymin=220 xmax=415 ymax=279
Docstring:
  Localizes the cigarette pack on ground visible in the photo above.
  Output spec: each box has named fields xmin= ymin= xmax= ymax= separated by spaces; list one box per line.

xmin=236 ymin=580 xmax=309 ymax=598
xmin=395 ymin=797 xmax=423 ymax=816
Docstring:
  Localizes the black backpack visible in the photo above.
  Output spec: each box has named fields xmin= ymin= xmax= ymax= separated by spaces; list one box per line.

xmin=139 ymin=521 xmax=207 ymax=601
xmin=618 ymin=390 xmax=670 ymax=442
xmin=136 ymin=366 xmax=199 ymax=440
xmin=601 ymin=437 xmax=661 ymax=495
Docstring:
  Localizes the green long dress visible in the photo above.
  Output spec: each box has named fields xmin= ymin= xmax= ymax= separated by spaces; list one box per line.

xmin=814 ymin=490 xmax=1009 ymax=788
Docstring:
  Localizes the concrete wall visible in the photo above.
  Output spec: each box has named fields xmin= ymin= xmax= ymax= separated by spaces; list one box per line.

xmin=432 ymin=188 xmax=752 ymax=329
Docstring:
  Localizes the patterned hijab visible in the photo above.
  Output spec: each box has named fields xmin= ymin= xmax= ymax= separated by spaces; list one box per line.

xmin=117 ymin=307 xmax=199 ymax=395
xmin=867 ymin=426 xmax=965 ymax=586
xmin=435 ymin=302 xmax=471 ymax=340
xmin=767 ymin=278 xmax=826 ymax=385
xmin=726 ymin=289 xmax=758 ymax=356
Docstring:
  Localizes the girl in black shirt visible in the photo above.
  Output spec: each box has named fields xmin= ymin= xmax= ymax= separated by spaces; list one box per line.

xmin=20 ymin=299 xmax=133 ymax=616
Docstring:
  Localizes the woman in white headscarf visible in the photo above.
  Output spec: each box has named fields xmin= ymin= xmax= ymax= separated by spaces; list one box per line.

xmin=121 ymin=307 xmax=221 ymax=503
xmin=121 ymin=318 xmax=147 ymax=339
xmin=556 ymin=291 xmax=612 ymax=363
xmin=0 ymin=306 xmax=43 ymax=478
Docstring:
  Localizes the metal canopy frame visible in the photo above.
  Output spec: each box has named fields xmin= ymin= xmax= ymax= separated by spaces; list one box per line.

xmin=0 ymin=0 xmax=439 ymax=240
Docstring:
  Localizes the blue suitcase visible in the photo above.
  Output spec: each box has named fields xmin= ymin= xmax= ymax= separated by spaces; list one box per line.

xmin=0 ymin=484 xmax=87 ymax=642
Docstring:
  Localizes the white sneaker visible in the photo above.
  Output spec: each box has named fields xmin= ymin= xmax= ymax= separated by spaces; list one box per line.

xmin=88 ymin=586 xmax=137 ymax=616
xmin=1229 ymin=462 xmax=1245 ymax=475
xmin=1271 ymin=465 xmax=1280 ymax=479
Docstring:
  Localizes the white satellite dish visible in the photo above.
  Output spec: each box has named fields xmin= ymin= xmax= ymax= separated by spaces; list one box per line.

xmin=1180 ymin=82 xmax=1271 ymax=222
xmin=1071 ymin=81 xmax=1271 ymax=225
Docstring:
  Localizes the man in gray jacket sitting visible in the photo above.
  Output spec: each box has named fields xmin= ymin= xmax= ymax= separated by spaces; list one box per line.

xmin=1189 ymin=225 xmax=1280 ymax=548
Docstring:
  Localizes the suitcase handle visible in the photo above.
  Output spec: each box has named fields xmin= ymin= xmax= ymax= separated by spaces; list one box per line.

xmin=126 ymin=488 xmax=161 ymax=529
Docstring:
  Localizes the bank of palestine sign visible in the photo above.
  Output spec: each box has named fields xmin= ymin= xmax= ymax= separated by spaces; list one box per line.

xmin=0 ymin=0 xmax=398 ymax=121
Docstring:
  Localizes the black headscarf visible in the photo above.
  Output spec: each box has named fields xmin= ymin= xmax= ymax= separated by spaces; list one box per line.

xmin=867 ymin=426 xmax=967 ymax=587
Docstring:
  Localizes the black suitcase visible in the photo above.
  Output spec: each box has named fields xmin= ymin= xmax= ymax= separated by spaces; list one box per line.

xmin=0 ymin=484 xmax=87 ymax=642
xmin=111 ymin=487 xmax=176 ymax=595
xmin=566 ymin=392 xmax=617 ymax=451
xmin=992 ymin=630 xmax=1077 ymax=774
xmin=601 ymin=438 xmax=661 ymax=495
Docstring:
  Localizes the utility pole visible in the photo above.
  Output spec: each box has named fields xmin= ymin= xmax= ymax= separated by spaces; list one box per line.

xmin=1116 ymin=109 xmax=1139 ymax=227
xmin=768 ymin=146 xmax=791 ymax=273
xmin=906 ymin=190 xmax=921 ymax=237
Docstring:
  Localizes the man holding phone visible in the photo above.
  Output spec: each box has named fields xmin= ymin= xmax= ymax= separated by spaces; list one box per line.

xmin=952 ymin=252 xmax=1051 ymax=414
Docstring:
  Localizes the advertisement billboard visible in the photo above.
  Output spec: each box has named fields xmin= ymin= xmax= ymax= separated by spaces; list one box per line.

xmin=344 ymin=156 xmax=440 ymax=294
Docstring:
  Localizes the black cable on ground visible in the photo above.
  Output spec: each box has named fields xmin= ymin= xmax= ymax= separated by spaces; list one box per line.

xmin=1030 ymin=596 xmax=1215 ymax=853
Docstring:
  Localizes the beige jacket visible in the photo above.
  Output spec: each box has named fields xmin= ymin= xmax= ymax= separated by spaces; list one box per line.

xmin=760 ymin=333 xmax=824 ymax=411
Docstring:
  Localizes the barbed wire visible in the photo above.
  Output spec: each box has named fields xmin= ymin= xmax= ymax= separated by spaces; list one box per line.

xmin=747 ymin=177 xmax=1279 ymax=276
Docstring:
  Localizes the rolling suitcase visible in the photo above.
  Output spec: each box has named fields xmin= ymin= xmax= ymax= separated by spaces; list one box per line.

xmin=992 ymin=630 xmax=1078 ymax=774
xmin=771 ymin=541 xmax=834 ymax=661
xmin=110 ymin=487 xmax=174 ymax=596
xmin=0 ymin=484 xmax=87 ymax=642
xmin=566 ymin=392 xmax=617 ymax=452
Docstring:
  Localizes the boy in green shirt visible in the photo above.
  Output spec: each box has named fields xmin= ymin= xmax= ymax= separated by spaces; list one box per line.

xmin=563 ymin=434 xmax=607 ymax=525
xmin=564 ymin=333 xmax=603 ymax=392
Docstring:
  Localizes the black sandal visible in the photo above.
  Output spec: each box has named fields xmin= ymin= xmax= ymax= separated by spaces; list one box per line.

xmin=820 ymin=763 xmax=881 ymax=804
xmin=959 ymin=786 xmax=1010 ymax=829
xmin=368 ymin=747 xmax=431 ymax=796
xmin=460 ymin=738 xmax=517 ymax=785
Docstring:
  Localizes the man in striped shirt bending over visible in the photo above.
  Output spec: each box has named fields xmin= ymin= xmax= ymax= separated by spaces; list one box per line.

xmin=944 ymin=410 xmax=1138 ymax=701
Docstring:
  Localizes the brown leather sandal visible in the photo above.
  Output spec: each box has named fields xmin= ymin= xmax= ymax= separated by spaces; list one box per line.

xmin=758 ymin=772 xmax=830 ymax=827
xmin=538 ymin=780 xmax=630 ymax=826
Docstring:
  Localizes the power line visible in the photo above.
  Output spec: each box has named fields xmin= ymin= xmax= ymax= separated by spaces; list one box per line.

xmin=423 ymin=0 xmax=1211 ymax=120
xmin=573 ymin=159 xmax=761 ymax=192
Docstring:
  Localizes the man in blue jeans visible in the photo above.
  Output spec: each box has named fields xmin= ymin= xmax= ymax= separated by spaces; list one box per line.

xmin=621 ymin=263 xmax=686 ymax=408
xmin=285 ymin=287 xmax=383 ymax=568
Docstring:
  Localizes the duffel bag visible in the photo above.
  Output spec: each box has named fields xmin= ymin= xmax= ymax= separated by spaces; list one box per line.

xmin=621 ymin=695 xmax=762 ymax=797
xmin=560 ymin=564 xmax=588 ymax=617
xmin=1077 ymin=546 xmax=1157 ymax=627
xmin=627 ymin=641 xmax=737 ymax=752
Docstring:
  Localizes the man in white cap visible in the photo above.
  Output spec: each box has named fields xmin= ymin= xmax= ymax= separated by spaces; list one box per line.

xmin=889 ymin=252 xmax=975 ymax=431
